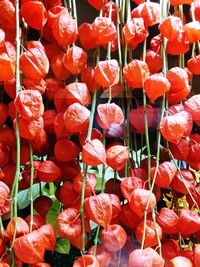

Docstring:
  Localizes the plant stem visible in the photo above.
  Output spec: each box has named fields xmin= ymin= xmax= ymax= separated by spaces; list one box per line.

xmin=29 ymin=143 xmax=34 ymax=232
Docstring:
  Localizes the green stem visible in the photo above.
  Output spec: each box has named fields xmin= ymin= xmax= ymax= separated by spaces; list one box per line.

xmin=10 ymin=0 xmax=21 ymax=254
xmin=29 ymin=143 xmax=34 ymax=232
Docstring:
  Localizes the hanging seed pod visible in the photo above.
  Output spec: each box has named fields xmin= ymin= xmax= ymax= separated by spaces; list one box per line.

xmin=20 ymin=42 xmax=49 ymax=80
xmin=81 ymin=67 xmax=100 ymax=92
xmin=144 ymin=74 xmax=170 ymax=102
xmin=51 ymin=52 xmax=72 ymax=81
xmin=25 ymin=214 xmax=46 ymax=231
xmin=52 ymin=9 xmax=78 ymax=47
xmin=167 ymin=31 xmax=190 ymax=55
xmin=59 ymin=182 xmax=79 ymax=208
xmin=72 ymin=172 xmax=97 ymax=197
xmin=54 ymin=138 xmax=80 ymax=162
xmin=135 ymin=219 xmax=162 ymax=248
xmin=38 ymin=224 xmax=56 ymax=252
xmin=100 ymin=224 xmax=127 ymax=252
xmin=84 ymin=193 xmax=112 ymax=228
xmin=169 ymin=256 xmax=193 ymax=267
xmin=123 ymin=18 xmax=148 ymax=48
xmin=160 ymin=111 xmax=193 ymax=144
xmin=88 ymin=244 xmax=112 ymax=267
xmin=157 ymin=208 xmax=179 ymax=234
xmin=159 ymin=16 xmax=183 ymax=41
xmin=91 ymin=17 xmax=116 ymax=46
xmin=79 ymin=128 xmax=102 ymax=146
xmin=94 ymin=59 xmax=119 ymax=88
xmin=184 ymin=94 xmax=200 ymax=120
xmin=129 ymin=188 xmax=156 ymax=217
xmin=131 ymin=2 xmax=160 ymax=27
xmin=123 ymin=59 xmax=150 ymax=89
xmin=129 ymin=248 xmax=153 ymax=267
xmin=187 ymin=55 xmax=200 ymax=75
xmin=43 ymin=109 xmax=57 ymax=134
xmin=162 ymin=239 xmax=180 ymax=264
xmin=0 ymin=44 xmax=16 ymax=81
xmin=150 ymin=161 xmax=176 ymax=188
xmin=64 ymin=103 xmax=90 ymax=133
xmin=17 ymin=116 xmax=44 ymax=140
xmin=65 ymin=82 xmax=91 ymax=107
xmin=38 ymin=160 xmax=61 ymax=182
xmin=178 ymin=209 xmax=200 ymax=236
xmin=82 ymin=139 xmax=106 ymax=166
xmin=184 ymin=21 xmax=200 ymax=43
xmin=120 ymin=204 xmax=141 ymax=230
xmin=106 ymin=145 xmax=129 ymax=171
xmin=171 ymin=169 xmax=195 ymax=194
xmin=20 ymin=1 xmax=47 ymax=30
xmin=78 ymin=23 xmax=97 ymax=50
xmin=6 ymin=217 xmax=29 ymax=242
xmin=63 ymin=46 xmax=87 ymax=75
xmin=73 ymin=255 xmax=99 ymax=267
xmin=0 ymin=0 xmax=15 ymax=29
xmin=56 ymin=208 xmax=82 ymax=240
xmin=33 ymin=196 xmax=53 ymax=217
xmin=144 ymin=50 xmax=163 ymax=74
xmin=96 ymin=103 xmax=124 ymax=130
xmin=120 ymin=176 xmax=144 ymax=201
xmin=0 ymin=142 xmax=10 ymax=167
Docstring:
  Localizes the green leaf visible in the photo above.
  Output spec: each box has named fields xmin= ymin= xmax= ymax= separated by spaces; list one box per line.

xmin=55 ymin=238 xmax=70 ymax=254
xmin=17 ymin=182 xmax=46 ymax=209
xmin=46 ymin=199 xmax=61 ymax=228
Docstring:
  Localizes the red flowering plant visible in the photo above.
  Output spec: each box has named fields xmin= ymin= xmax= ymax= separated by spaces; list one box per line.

xmin=0 ymin=0 xmax=200 ymax=266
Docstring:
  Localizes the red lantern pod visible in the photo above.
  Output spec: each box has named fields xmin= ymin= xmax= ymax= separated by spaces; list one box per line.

xmin=186 ymin=186 xmax=200 ymax=208
xmin=159 ymin=16 xmax=183 ymax=41
xmin=0 ymin=0 xmax=15 ymax=30
xmin=178 ymin=209 xmax=200 ymax=236
xmin=54 ymin=138 xmax=80 ymax=162
xmin=43 ymin=109 xmax=57 ymax=134
xmin=187 ymin=55 xmax=200 ymax=75
xmin=103 ymin=2 xmax=117 ymax=22
xmin=0 ymin=181 xmax=10 ymax=208
xmin=106 ymin=145 xmax=129 ymax=171
xmin=129 ymin=188 xmax=156 ymax=217
xmin=65 ymin=82 xmax=91 ymax=107
xmin=135 ymin=219 xmax=162 ymax=248
xmin=167 ymin=31 xmax=190 ymax=55
xmin=56 ymin=208 xmax=82 ymax=240
xmin=194 ymin=246 xmax=200 ymax=267
xmin=14 ymin=90 xmax=44 ymax=121
xmin=167 ymin=67 xmax=189 ymax=89
xmin=78 ymin=23 xmax=97 ymax=50
xmin=87 ymin=0 xmax=108 ymax=10
xmin=63 ymin=46 xmax=87 ymax=75
xmin=123 ymin=18 xmax=148 ymax=48
xmin=159 ymin=111 xmax=193 ymax=144
xmin=145 ymin=247 xmax=165 ymax=267
xmin=69 ymin=234 xmax=88 ymax=251
xmin=120 ymin=204 xmax=141 ymax=230
xmin=45 ymin=78 xmax=65 ymax=100
xmin=25 ymin=215 xmax=46 ymax=231
xmin=184 ymin=21 xmax=200 ymax=43
xmin=14 ymin=229 xmax=46 ymax=265
xmin=84 ymin=193 xmax=112 ymax=228
xmin=82 ymin=139 xmax=106 ymax=166
xmin=91 ymin=17 xmax=116 ymax=46
xmin=108 ymin=194 xmax=121 ymax=219
xmin=72 ymin=172 xmax=97 ymax=197
xmin=150 ymin=161 xmax=177 ymax=188
xmin=120 ymin=176 xmax=144 ymax=201
xmin=79 ymin=128 xmax=102 ymax=146
xmin=20 ymin=1 xmax=47 ymax=30
xmin=47 ymin=6 xmax=67 ymax=28
xmin=59 ymin=182 xmax=79 ymax=208
xmin=0 ymin=50 xmax=15 ymax=82
xmin=64 ymin=103 xmax=90 ymax=133
xmin=0 ymin=103 xmax=7 ymax=126
xmin=20 ymin=44 xmax=49 ymax=80
xmin=33 ymin=196 xmax=53 ymax=217
xmin=12 ymin=141 xmax=30 ymax=165
xmin=94 ymin=59 xmax=119 ymax=88
xmin=123 ymin=59 xmax=150 ymax=89
xmin=96 ymin=103 xmax=124 ymax=130
xmin=51 ymin=53 xmax=72 ymax=81
xmin=162 ymin=239 xmax=180 ymax=263
xmin=144 ymin=74 xmax=171 ymax=102
xmin=100 ymin=224 xmax=127 ymax=252
xmin=38 ymin=160 xmax=61 ymax=182
xmin=157 ymin=208 xmax=179 ymax=234
xmin=1 ymin=163 xmax=16 ymax=187
xmin=88 ymin=244 xmax=112 ymax=267
xmin=81 ymin=67 xmax=100 ymax=92
xmin=6 ymin=217 xmax=29 ymax=242
xmin=0 ymin=142 xmax=10 ymax=167
xmin=129 ymin=248 xmax=153 ymax=267
xmin=131 ymin=2 xmax=160 ymax=27
xmin=169 ymin=256 xmax=193 ymax=267
xmin=144 ymin=50 xmax=163 ymax=74
xmin=54 ymin=112 xmax=71 ymax=139
xmin=53 ymin=88 xmax=68 ymax=112
xmin=167 ymin=85 xmax=191 ymax=105
xmin=73 ymin=255 xmax=99 ymax=267
xmin=150 ymin=34 xmax=162 ymax=53
xmin=171 ymin=169 xmax=195 ymax=194
xmin=3 ymin=78 xmax=16 ymax=99
xmin=184 ymin=94 xmax=200 ymax=120
xmin=52 ymin=9 xmax=78 ymax=47
xmin=17 ymin=116 xmax=44 ymax=141
xmin=129 ymin=104 xmax=156 ymax=134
